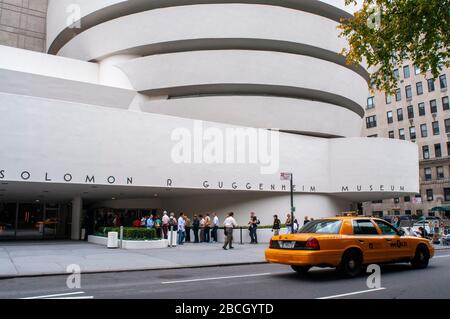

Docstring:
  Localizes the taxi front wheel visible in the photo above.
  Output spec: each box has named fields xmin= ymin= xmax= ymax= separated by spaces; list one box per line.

xmin=337 ymin=250 xmax=363 ymax=278
xmin=291 ymin=265 xmax=311 ymax=275
xmin=411 ymin=245 xmax=430 ymax=269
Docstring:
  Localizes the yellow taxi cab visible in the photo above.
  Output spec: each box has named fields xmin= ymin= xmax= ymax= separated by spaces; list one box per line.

xmin=265 ymin=217 xmax=434 ymax=277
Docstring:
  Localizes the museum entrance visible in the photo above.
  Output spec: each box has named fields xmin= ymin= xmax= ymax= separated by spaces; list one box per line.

xmin=0 ymin=202 xmax=70 ymax=240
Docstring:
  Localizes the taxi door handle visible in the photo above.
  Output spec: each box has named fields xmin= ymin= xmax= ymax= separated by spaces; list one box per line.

xmin=385 ymin=238 xmax=392 ymax=241
xmin=358 ymin=240 xmax=365 ymax=244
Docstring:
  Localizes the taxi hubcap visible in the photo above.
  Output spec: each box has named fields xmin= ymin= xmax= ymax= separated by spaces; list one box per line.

xmin=348 ymin=259 xmax=356 ymax=269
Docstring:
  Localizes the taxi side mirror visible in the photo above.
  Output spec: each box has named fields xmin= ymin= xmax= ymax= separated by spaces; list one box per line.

xmin=398 ymin=229 xmax=405 ymax=236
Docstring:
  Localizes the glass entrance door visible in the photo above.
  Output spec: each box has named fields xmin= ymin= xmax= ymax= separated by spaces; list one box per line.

xmin=16 ymin=203 xmax=44 ymax=239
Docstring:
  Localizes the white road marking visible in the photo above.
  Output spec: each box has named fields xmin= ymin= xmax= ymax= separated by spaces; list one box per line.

xmin=161 ymin=273 xmax=272 ymax=284
xmin=317 ymin=287 xmax=386 ymax=299
xmin=46 ymin=296 xmax=94 ymax=300
xmin=21 ymin=291 xmax=86 ymax=299
xmin=434 ymin=254 xmax=450 ymax=258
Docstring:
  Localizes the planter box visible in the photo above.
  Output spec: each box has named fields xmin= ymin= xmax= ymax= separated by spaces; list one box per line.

xmin=88 ymin=235 xmax=169 ymax=249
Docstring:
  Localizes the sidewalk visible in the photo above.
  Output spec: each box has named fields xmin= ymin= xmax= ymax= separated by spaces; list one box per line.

xmin=0 ymin=241 xmax=267 ymax=278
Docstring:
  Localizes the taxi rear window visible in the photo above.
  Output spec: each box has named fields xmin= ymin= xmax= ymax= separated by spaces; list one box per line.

xmin=298 ymin=219 xmax=342 ymax=234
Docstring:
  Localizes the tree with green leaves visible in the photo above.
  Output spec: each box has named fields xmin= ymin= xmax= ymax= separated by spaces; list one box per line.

xmin=339 ymin=0 xmax=449 ymax=94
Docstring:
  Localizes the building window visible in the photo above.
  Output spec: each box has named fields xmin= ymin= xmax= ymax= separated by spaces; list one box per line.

xmin=430 ymin=100 xmax=438 ymax=113
xmin=448 ymin=142 xmax=450 ymax=156
xmin=416 ymin=82 xmax=423 ymax=95
xmin=428 ymin=78 xmax=435 ymax=92
xmin=404 ymin=196 xmax=411 ymax=202
xmin=388 ymin=131 xmax=395 ymax=139
xmin=426 ymin=189 xmax=433 ymax=201
xmin=440 ymin=74 xmax=448 ymax=89
xmin=405 ymin=85 xmax=413 ymax=99
xmin=394 ymin=69 xmax=399 ymax=79
xmin=399 ymin=128 xmax=405 ymax=140
xmin=394 ymin=198 xmax=400 ymax=204
xmin=397 ymin=108 xmax=404 ymax=121
xmin=423 ymin=145 xmax=430 ymax=159
xmin=403 ymin=65 xmax=410 ymax=78
xmin=407 ymin=105 xmax=414 ymax=119
xmin=409 ymin=126 xmax=416 ymax=140
xmin=418 ymin=102 xmax=426 ymax=116
xmin=387 ymin=111 xmax=393 ymax=124
xmin=424 ymin=168 xmax=432 ymax=181
xmin=432 ymin=121 xmax=440 ymax=135
xmin=395 ymin=88 xmax=402 ymax=101
xmin=435 ymin=143 xmax=442 ymax=158
xmin=445 ymin=188 xmax=450 ymax=202
xmin=367 ymin=134 xmax=378 ymax=138
xmin=385 ymin=94 xmax=392 ymax=104
xmin=446 ymin=118 xmax=450 ymax=133
xmin=437 ymin=166 xmax=444 ymax=180
xmin=405 ymin=210 xmax=412 ymax=215
xmin=443 ymin=96 xmax=449 ymax=111
xmin=367 ymin=96 xmax=375 ymax=109
xmin=420 ymin=124 xmax=428 ymax=138
xmin=366 ymin=116 xmax=377 ymax=129
xmin=414 ymin=65 xmax=421 ymax=75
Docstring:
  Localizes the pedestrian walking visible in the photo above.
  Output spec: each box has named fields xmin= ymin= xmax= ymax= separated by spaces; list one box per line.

xmin=204 ymin=213 xmax=211 ymax=243
xmin=184 ymin=215 xmax=191 ymax=242
xmin=177 ymin=213 xmax=186 ymax=245
xmin=285 ymin=213 xmax=292 ymax=234
xmin=223 ymin=212 xmax=238 ymax=250
xmin=154 ymin=215 xmax=162 ymax=239
xmin=192 ymin=214 xmax=200 ymax=243
xmin=212 ymin=212 xmax=219 ymax=242
xmin=303 ymin=216 xmax=310 ymax=225
xmin=272 ymin=214 xmax=281 ymax=236
xmin=162 ymin=211 xmax=170 ymax=239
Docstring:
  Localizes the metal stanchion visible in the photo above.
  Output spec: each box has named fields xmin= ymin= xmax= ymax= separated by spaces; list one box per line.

xmin=169 ymin=226 xmax=173 ymax=247
xmin=240 ymin=227 xmax=243 ymax=245
xmin=119 ymin=226 xmax=124 ymax=248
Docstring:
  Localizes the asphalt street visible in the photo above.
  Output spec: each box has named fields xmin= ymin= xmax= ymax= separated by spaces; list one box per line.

xmin=0 ymin=251 xmax=449 ymax=299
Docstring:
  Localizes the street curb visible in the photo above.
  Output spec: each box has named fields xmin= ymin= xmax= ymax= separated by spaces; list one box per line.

xmin=0 ymin=261 xmax=269 ymax=280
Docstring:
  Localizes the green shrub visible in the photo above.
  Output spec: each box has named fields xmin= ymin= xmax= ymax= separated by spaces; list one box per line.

xmin=97 ymin=227 xmax=157 ymax=240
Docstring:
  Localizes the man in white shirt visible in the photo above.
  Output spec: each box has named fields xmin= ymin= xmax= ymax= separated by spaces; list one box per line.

xmin=177 ymin=213 xmax=186 ymax=245
xmin=212 ymin=213 xmax=220 ymax=243
xmin=223 ymin=212 xmax=238 ymax=250
xmin=162 ymin=211 xmax=170 ymax=239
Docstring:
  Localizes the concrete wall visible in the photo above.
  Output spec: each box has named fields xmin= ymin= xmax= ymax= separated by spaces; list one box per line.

xmin=0 ymin=0 xmax=47 ymax=52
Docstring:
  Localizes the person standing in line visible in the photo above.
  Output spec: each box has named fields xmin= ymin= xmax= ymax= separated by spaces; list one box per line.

xmin=199 ymin=215 xmax=205 ymax=243
xmin=204 ymin=213 xmax=211 ymax=243
xmin=177 ymin=213 xmax=186 ymax=245
xmin=154 ymin=215 xmax=162 ymax=239
xmin=192 ymin=214 xmax=200 ymax=243
xmin=146 ymin=214 xmax=154 ymax=229
xmin=212 ymin=213 xmax=219 ymax=243
xmin=140 ymin=215 xmax=147 ymax=228
xmin=184 ymin=215 xmax=191 ymax=243
xmin=285 ymin=214 xmax=292 ymax=234
xmin=223 ymin=212 xmax=238 ymax=250
xmin=162 ymin=211 xmax=170 ymax=239
xmin=248 ymin=212 xmax=258 ymax=244
xmin=272 ymin=214 xmax=281 ymax=236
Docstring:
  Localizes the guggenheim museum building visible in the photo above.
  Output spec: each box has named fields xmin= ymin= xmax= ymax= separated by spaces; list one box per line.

xmin=0 ymin=0 xmax=418 ymax=240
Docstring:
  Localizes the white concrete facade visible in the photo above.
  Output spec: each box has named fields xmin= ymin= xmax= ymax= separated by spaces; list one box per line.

xmin=0 ymin=1 xmax=418 ymax=235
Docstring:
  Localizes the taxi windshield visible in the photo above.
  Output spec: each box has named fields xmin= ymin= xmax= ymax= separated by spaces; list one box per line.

xmin=298 ymin=219 xmax=342 ymax=234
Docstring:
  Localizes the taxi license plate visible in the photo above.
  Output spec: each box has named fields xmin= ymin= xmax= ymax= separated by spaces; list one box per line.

xmin=281 ymin=241 xmax=295 ymax=249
